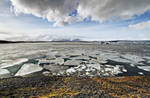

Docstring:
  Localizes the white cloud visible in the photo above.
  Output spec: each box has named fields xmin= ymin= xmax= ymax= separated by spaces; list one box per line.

xmin=10 ymin=0 xmax=80 ymax=27
xmin=129 ymin=20 xmax=150 ymax=29
xmin=10 ymin=0 xmax=150 ymax=26
xmin=78 ymin=0 xmax=150 ymax=22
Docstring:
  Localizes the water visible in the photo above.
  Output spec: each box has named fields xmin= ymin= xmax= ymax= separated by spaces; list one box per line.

xmin=0 ymin=42 xmax=150 ymax=78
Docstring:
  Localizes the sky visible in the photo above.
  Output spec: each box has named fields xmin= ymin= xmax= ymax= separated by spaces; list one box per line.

xmin=0 ymin=0 xmax=150 ymax=41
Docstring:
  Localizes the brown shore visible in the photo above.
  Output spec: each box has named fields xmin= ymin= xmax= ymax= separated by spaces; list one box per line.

xmin=0 ymin=76 xmax=150 ymax=98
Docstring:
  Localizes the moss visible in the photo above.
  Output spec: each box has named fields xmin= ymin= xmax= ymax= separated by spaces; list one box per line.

xmin=0 ymin=76 xmax=150 ymax=97
xmin=92 ymin=76 xmax=150 ymax=97
xmin=40 ymin=88 xmax=80 ymax=97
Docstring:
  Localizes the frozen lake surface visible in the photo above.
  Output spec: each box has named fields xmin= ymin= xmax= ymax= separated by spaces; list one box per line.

xmin=0 ymin=42 xmax=150 ymax=78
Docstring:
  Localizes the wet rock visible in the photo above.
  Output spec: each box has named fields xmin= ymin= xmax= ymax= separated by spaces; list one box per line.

xmin=15 ymin=64 xmax=43 ymax=76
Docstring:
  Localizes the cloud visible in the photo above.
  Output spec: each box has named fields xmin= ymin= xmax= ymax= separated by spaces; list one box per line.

xmin=129 ymin=20 xmax=150 ymax=29
xmin=10 ymin=0 xmax=80 ymax=26
xmin=10 ymin=0 xmax=150 ymax=26
xmin=78 ymin=0 xmax=150 ymax=22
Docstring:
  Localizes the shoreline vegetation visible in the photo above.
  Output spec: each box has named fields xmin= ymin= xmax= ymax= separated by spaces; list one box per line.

xmin=0 ymin=75 xmax=150 ymax=97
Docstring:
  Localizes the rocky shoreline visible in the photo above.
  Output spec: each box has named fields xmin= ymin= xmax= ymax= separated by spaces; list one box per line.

xmin=0 ymin=75 xmax=150 ymax=98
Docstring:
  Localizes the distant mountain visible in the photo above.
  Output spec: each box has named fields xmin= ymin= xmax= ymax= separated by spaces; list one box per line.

xmin=0 ymin=40 xmax=16 ymax=43
xmin=0 ymin=39 xmax=82 ymax=44
xmin=51 ymin=38 xmax=81 ymax=42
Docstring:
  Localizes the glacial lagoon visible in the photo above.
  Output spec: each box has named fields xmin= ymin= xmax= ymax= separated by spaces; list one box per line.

xmin=0 ymin=41 xmax=150 ymax=78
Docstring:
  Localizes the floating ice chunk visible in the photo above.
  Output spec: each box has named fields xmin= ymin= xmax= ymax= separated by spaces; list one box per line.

xmin=87 ymin=64 xmax=101 ymax=70
xmin=0 ymin=68 xmax=10 ymax=78
xmin=137 ymin=66 xmax=150 ymax=72
xmin=42 ymin=71 xmax=50 ymax=76
xmin=100 ymin=52 xmax=131 ymax=63
xmin=105 ymin=68 xmax=113 ymax=72
xmin=130 ymin=64 xmax=135 ymax=67
xmin=113 ymin=65 xmax=122 ymax=74
xmin=46 ymin=52 xmax=57 ymax=59
xmin=71 ymin=56 xmax=90 ymax=61
xmin=38 ymin=59 xmax=51 ymax=65
xmin=55 ymin=52 xmax=66 ymax=57
xmin=75 ymin=65 xmax=86 ymax=71
xmin=66 ymin=68 xmax=76 ymax=73
xmin=143 ymin=56 xmax=150 ymax=60
xmin=64 ymin=60 xmax=82 ymax=66
xmin=43 ymin=65 xmax=68 ymax=73
xmin=38 ymin=58 xmax=64 ymax=66
xmin=0 ymin=58 xmax=28 ymax=68
xmin=105 ymin=65 xmax=114 ymax=68
xmin=67 ymin=52 xmax=82 ymax=57
xmin=122 ymin=54 xmax=144 ymax=64
xmin=50 ymin=58 xmax=64 ymax=65
xmin=97 ymin=57 xmax=108 ymax=64
xmin=86 ymin=72 xmax=90 ymax=75
xmin=138 ymin=72 xmax=144 ymax=75
xmin=104 ymin=65 xmax=122 ymax=75
xmin=122 ymin=68 xmax=127 ymax=72
xmin=15 ymin=64 xmax=43 ymax=76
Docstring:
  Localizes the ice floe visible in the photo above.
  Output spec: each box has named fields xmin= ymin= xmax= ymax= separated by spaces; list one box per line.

xmin=15 ymin=64 xmax=43 ymax=76
xmin=0 ymin=68 xmax=10 ymax=78
xmin=0 ymin=58 xmax=28 ymax=68
xmin=137 ymin=66 xmax=150 ymax=72
xmin=0 ymin=42 xmax=150 ymax=78
xmin=138 ymin=72 xmax=144 ymax=75
xmin=121 ymin=54 xmax=145 ymax=64
xmin=64 ymin=60 xmax=82 ymax=66
xmin=65 ymin=64 xmax=124 ymax=76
